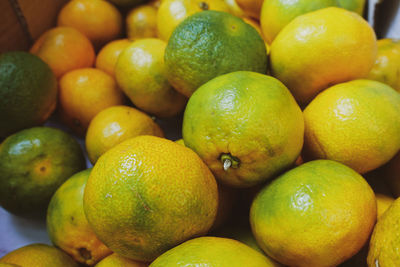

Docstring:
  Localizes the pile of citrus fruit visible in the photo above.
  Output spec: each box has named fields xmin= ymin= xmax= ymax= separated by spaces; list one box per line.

xmin=1 ymin=0 xmax=400 ymax=266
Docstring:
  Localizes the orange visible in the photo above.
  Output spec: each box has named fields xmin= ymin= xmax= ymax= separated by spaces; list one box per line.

xmin=250 ymin=160 xmax=376 ymax=267
xmin=58 ymin=0 xmax=123 ymax=49
xmin=83 ymin=136 xmax=218 ymax=261
xmin=303 ymin=80 xmax=400 ymax=174
xmin=0 ymin=244 xmax=78 ymax=267
xmin=58 ymin=68 xmax=125 ymax=136
xmin=126 ymin=4 xmax=158 ymax=40
xmin=47 ymin=169 xmax=112 ymax=265
xmin=115 ymin=38 xmax=187 ymax=117
xmin=86 ymin=105 xmax=164 ymax=164
xmin=235 ymin=0 xmax=263 ymax=19
xmin=30 ymin=27 xmax=95 ymax=78
xmin=157 ymin=0 xmax=230 ymax=41
xmin=95 ymin=39 xmax=131 ymax=78
xmin=95 ymin=254 xmax=147 ymax=267
xmin=270 ymin=7 xmax=377 ymax=105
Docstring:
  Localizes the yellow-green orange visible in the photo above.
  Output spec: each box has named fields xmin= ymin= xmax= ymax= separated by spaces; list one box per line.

xmin=115 ymin=39 xmax=187 ymax=117
xmin=95 ymin=39 xmax=131 ymax=78
xmin=86 ymin=105 xmax=164 ymax=164
xmin=150 ymin=237 xmax=278 ymax=267
xmin=0 ymin=244 xmax=78 ymax=267
xmin=0 ymin=52 xmax=57 ymax=138
xmin=368 ymin=197 xmax=400 ymax=266
xmin=270 ymin=7 xmax=377 ymax=105
xmin=83 ymin=136 xmax=218 ymax=262
xmin=47 ymin=169 xmax=112 ymax=265
xmin=250 ymin=160 xmax=376 ymax=267
xmin=165 ymin=11 xmax=267 ymax=97
xmin=183 ymin=71 xmax=303 ymax=187
xmin=0 ymin=127 xmax=85 ymax=217
xmin=303 ymin=79 xmax=400 ymax=174
xmin=95 ymin=254 xmax=147 ymax=267
xmin=367 ymin=38 xmax=400 ymax=92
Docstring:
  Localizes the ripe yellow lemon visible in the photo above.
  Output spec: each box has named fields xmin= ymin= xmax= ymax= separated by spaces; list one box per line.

xmin=303 ymin=79 xmax=400 ymax=174
xmin=250 ymin=160 xmax=377 ymax=267
xmin=270 ymin=7 xmax=377 ymax=105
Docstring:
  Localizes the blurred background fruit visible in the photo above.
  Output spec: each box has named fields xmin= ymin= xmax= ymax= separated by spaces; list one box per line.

xmin=95 ymin=39 xmax=132 ymax=78
xmin=126 ymin=4 xmax=158 ymax=40
xmin=0 ymin=127 xmax=85 ymax=217
xmin=0 ymin=52 xmax=57 ymax=138
xmin=47 ymin=169 xmax=112 ymax=265
xmin=85 ymin=105 xmax=164 ymax=164
xmin=30 ymin=27 xmax=95 ymax=78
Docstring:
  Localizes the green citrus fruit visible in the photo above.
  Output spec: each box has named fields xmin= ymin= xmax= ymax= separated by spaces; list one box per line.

xmin=165 ymin=10 xmax=267 ymax=97
xmin=0 ymin=52 xmax=57 ymax=138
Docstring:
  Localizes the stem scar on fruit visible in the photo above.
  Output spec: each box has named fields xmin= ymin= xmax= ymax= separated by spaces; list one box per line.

xmin=199 ymin=2 xmax=209 ymax=10
xmin=220 ymin=153 xmax=240 ymax=171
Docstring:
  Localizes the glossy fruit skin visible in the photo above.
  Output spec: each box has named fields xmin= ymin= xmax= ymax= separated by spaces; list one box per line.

xmin=30 ymin=27 xmax=95 ymax=78
xmin=95 ymin=39 xmax=131 ymax=78
xmin=0 ymin=244 xmax=78 ymax=267
xmin=183 ymin=71 xmax=304 ymax=187
xmin=95 ymin=254 xmax=148 ymax=267
xmin=270 ymin=7 xmax=377 ymax=105
xmin=0 ymin=127 xmax=86 ymax=217
xmin=0 ymin=52 xmax=57 ymax=138
xmin=368 ymin=197 xmax=400 ymax=267
xmin=250 ymin=160 xmax=377 ymax=267
xmin=303 ymin=79 xmax=400 ymax=174
xmin=47 ymin=169 xmax=112 ymax=266
xmin=165 ymin=10 xmax=267 ymax=97
xmin=83 ymin=136 xmax=218 ymax=262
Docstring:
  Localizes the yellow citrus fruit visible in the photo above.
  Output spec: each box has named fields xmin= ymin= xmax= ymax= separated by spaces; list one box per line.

xmin=157 ymin=0 xmax=230 ymax=41
xmin=0 ymin=127 xmax=85 ymax=217
xmin=383 ymin=151 xmax=400 ymax=197
xmin=376 ymin=193 xmax=395 ymax=219
xmin=224 ymin=0 xmax=245 ymax=17
xmin=57 ymin=0 xmax=123 ymax=49
xmin=367 ymin=38 xmax=400 ymax=92
xmin=368 ymin=197 xmax=400 ymax=266
xmin=30 ymin=27 xmax=95 ymax=78
xmin=175 ymin=139 xmax=185 ymax=145
xmin=235 ymin=0 xmax=263 ymax=19
xmin=47 ymin=169 xmax=112 ymax=265
xmin=83 ymin=136 xmax=218 ymax=261
xmin=338 ymin=0 xmax=366 ymax=15
xmin=115 ymin=38 xmax=187 ymax=117
xmin=0 ymin=264 xmax=20 ymax=267
xmin=126 ymin=4 xmax=158 ymax=40
xmin=270 ymin=7 xmax=377 ymax=105
xmin=183 ymin=71 xmax=303 ymax=187
xmin=95 ymin=39 xmax=131 ymax=78
xmin=251 ymin=160 xmax=377 ymax=267
xmin=0 ymin=52 xmax=57 ymax=138
xmin=150 ymin=236 xmax=278 ymax=266
xmin=0 ymin=244 xmax=78 ymax=267
xmin=59 ymin=68 xmax=125 ymax=136
xmin=95 ymin=254 xmax=147 ymax=267
xmin=86 ymin=105 xmax=164 ymax=164
xmin=303 ymin=79 xmax=400 ymax=174
xmin=165 ymin=11 xmax=268 ymax=97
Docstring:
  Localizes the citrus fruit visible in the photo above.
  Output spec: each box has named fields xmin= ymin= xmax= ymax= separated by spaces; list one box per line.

xmin=183 ymin=71 xmax=303 ymax=187
xmin=383 ymin=151 xmax=400 ymax=197
xmin=30 ymin=27 xmax=95 ymax=78
xmin=115 ymin=38 xmax=187 ymax=117
xmin=175 ymin=139 xmax=185 ymax=145
xmin=235 ymin=0 xmax=263 ymax=19
xmin=376 ymin=193 xmax=395 ymax=219
xmin=95 ymin=254 xmax=147 ymax=267
xmin=368 ymin=197 xmax=400 ymax=267
xmin=270 ymin=7 xmax=377 ymax=105
xmin=47 ymin=169 xmax=112 ymax=265
xmin=57 ymin=0 xmax=123 ymax=48
xmin=224 ymin=0 xmax=245 ymax=17
xmin=0 ymin=244 xmax=78 ymax=267
xmin=0 ymin=264 xmax=20 ymax=267
xmin=59 ymin=68 xmax=125 ymax=136
xmin=338 ymin=0 xmax=366 ymax=15
xmin=260 ymin=0 xmax=340 ymax=44
xmin=107 ymin=0 xmax=146 ymax=7
xmin=83 ymin=135 xmax=218 ymax=261
xmin=250 ymin=160 xmax=377 ymax=267
xmin=86 ymin=105 xmax=164 ymax=164
xmin=303 ymin=79 xmax=400 ymax=174
xmin=0 ymin=127 xmax=85 ymax=217
xmin=165 ymin=11 xmax=267 ymax=97
xmin=367 ymin=38 xmax=400 ymax=92
xmin=150 ymin=236 xmax=278 ymax=267
xmin=95 ymin=39 xmax=131 ymax=78
xmin=157 ymin=0 xmax=230 ymax=41
xmin=126 ymin=4 xmax=158 ymax=40
xmin=0 ymin=52 xmax=57 ymax=138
